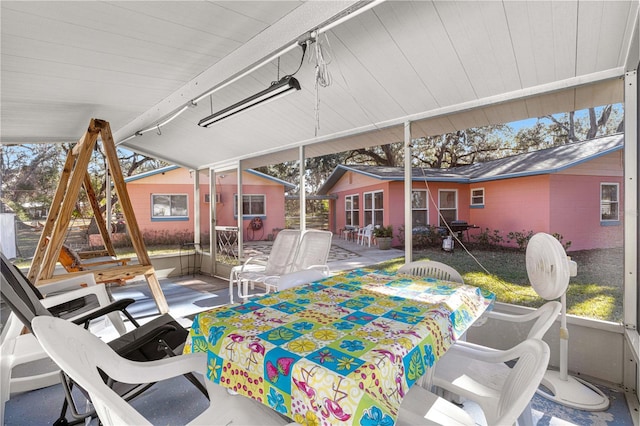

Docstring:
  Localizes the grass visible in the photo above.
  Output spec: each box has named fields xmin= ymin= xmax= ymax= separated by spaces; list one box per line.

xmin=14 ymin=223 xmax=623 ymax=322
xmin=367 ymin=246 xmax=623 ymax=323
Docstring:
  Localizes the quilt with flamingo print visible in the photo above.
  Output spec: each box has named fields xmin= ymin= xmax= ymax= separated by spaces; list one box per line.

xmin=185 ymin=269 xmax=495 ymax=425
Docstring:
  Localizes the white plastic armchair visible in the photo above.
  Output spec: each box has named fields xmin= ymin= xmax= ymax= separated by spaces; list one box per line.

xmin=263 ymin=230 xmax=332 ymax=291
xmin=400 ymin=339 xmax=550 ymax=426
xmin=357 ymin=224 xmax=373 ymax=247
xmin=230 ymin=229 xmax=301 ymax=302
xmin=398 ymin=260 xmax=464 ymax=284
xmin=0 ymin=266 xmax=127 ymax=425
xmin=31 ymin=316 xmax=295 ymax=426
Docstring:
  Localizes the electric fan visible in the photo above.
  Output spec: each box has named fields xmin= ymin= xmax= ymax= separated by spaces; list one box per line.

xmin=526 ymin=232 xmax=609 ymax=411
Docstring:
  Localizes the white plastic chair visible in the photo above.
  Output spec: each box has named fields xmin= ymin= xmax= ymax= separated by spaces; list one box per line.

xmin=231 ymin=229 xmax=301 ymax=302
xmin=431 ymin=301 xmax=560 ymax=426
xmin=0 ymin=265 xmax=126 ymax=425
xmin=263 ymin=230 xmax=332 ymax=291
xmin=31 ymin=316 xmax=295 ymax=426
xmin=357 ymin=224 xmax=373 ymax=247
xmin=400 ymin=339 xmax=550 ymax=426
xmin=398 ymin=260 xmax=464 ymax=284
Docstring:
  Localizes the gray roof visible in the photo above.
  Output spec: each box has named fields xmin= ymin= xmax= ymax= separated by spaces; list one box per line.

xmin=125 ymin=165 xmax=295 ymax=189
xmin=317 ymin=133 xmax=623 ymax=195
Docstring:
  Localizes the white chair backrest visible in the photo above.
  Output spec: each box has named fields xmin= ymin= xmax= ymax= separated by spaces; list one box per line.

xmin=264 ymin=229 xmax=301 ymax=275
xmin=290 ymin=230 xmax=332 ymax=272
xmin=494 ymin=339 xmax=550 ymax=425
xmin=398 ymin=260 xmax=464 ymax=284
xmin=32 ymin=316 xmax=152 ymax=426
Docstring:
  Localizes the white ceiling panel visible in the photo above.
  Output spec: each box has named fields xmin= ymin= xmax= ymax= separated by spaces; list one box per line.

xmin=1 ymin=1 xmax=637 ymax=170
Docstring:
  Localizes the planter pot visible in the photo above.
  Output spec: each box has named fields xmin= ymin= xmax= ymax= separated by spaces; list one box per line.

xmin=377 ymin=237 xmax=392 ymax=250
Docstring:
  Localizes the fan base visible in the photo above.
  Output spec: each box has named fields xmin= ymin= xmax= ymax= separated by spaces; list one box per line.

xmin=536 ymin=370 xmax=609 ymax=411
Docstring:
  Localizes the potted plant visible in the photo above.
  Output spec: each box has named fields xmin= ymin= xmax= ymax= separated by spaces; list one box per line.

xmin=374 ymin=225 xmax=394 ymax=250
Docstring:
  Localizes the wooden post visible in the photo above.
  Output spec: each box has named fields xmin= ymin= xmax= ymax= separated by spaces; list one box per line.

xmin=83 ymin=172 xmax=116 ymax=256
xmin=98 ymin=120 xmax=169 ymax=313
xmin=27 ymin=152 xmax=75 ymax=282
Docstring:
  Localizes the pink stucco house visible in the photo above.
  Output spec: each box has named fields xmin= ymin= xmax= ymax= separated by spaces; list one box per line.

xmin=317 ymin=133 xmax=624 ymax=251
xmin=125 ymin=166 xmax=294 ymax=241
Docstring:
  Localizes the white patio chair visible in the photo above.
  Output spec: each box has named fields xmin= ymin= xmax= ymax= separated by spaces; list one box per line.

xmin=31 ymin=316 xmax=296 ymax=426
xmin=263 ymin=230 xmax=332 ymax=292
xmin=357 ymin=224 xmax=374 ymax=247
xmin=398 ymin=260 xmax=464 ymax=284
xmin=0 ymin=256 xmax=128 ymax=425
xmin=431 ymin=300 xmax=560 ymax=425
xmin=399 ymin=338 xmax=550 ymax=426
xmin=232 ymin=229 xmax=301 ymax=302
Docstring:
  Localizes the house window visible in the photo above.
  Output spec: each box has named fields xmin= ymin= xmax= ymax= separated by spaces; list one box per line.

xmin=438 ymin=190 xmax=457 ymax=226
xmin=411 ymin=190 xmax=429 ymax=229
xmin=471 ymin=188 xmax=484 ymax=207
xmin=600 ymin=183 xmax=619 ymax=222
xmin=234 ymin=194 xmax=266 ymax=217
xmin=152 ymin=194 xmax=188 ymax=220
xmin=345 ymin=194 xmax=360 ymax=227
xmin=364 ymin=190 xmax=384 ymax=226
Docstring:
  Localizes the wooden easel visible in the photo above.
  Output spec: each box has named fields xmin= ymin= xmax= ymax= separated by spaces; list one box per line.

xmin=27 ymin=119 xmax=169 ymax=314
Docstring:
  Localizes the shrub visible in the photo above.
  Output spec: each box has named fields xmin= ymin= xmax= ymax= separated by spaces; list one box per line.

xmin=552 ymin=232 xmax=572 ymax=251
xmin=507 ymin=230 xmax=534 ymax=251
xmin=373 ymin=225 xmax=393 ymax=238
xmin=397 ymin=224 xmax=441 ymax=249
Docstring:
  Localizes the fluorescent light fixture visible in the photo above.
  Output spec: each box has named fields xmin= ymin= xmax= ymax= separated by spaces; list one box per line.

xmin=198 ymin=76 xmax=301 ymax=127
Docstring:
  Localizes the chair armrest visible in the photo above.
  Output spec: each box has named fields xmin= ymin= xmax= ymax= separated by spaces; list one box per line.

xmin=36 ymin=273 xmax=97 ymax=295
xmin=485 ymin=310 xmax=541 ymax=324
xmin=70 ymin=299 xmax=137 ymax=328
xmin=445 ymin=338 xmax=544 ymax=364
xmin=240 ymin=256 xmax=268 ymax=272
xmin=103 ymin=351 xmax=207 ymax=385
xmin=41 ymin=285 xmax=133 ymax=335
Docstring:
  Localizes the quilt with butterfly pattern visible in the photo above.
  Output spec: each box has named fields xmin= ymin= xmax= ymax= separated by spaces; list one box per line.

xmin=185 ymin=269 xmax=495 ymax=425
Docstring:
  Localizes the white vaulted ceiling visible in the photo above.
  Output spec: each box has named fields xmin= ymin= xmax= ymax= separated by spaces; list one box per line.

xmin=1 ymin=1 xmax=638 ymax=170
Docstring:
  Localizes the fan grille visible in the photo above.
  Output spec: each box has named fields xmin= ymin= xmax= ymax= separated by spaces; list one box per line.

xmin=526 ymin=233 xmax=570 ymax=300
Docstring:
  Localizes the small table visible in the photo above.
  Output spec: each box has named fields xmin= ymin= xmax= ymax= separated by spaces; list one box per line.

xmin=186 ymin=269 xmax=494 ymax=425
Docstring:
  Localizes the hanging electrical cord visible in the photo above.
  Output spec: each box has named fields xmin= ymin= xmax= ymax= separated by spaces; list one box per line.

xmin=417 ymin=167 xmax=539 ymax=300
xmin=310 ymin=33 xmax=333 ymax=136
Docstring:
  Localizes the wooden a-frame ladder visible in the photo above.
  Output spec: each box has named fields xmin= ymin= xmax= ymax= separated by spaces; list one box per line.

xmin=27 ymin=119 xmax=169 ymax=314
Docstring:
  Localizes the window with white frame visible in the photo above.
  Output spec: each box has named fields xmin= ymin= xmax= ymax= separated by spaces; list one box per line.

xmin=152 ymin=194 xmax=188 ymax=219
xmin=234 ymin=194 xmax=266 ymax=217
xmin=471 ymin=188 xmax=484 ymax=206
xmin=600 ymin=183 xmax=619 ymax=222
xmin=438 ymin=190 xmax=457 ymax=226
xmin=364 ymin=190 xmax=384 ymax=226
xmin=411 ymin=190 xmax=429 ymax=229
xmin=345 ymin=194 xmax=360 ymax=227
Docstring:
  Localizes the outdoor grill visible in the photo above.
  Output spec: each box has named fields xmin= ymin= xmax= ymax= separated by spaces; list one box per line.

xmin=450 ymin=220 xmax=474 ymax=233
xmin=442 ymin=220 xmax=479 ymax=241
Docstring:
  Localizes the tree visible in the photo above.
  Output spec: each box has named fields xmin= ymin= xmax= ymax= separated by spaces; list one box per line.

xmin=411 ymin=125 xmax=513 ymax=168
xmin=0 ymin=143 xmax=167 ymax=220
xmin=519 ymin=104 xmax=623 ymax=148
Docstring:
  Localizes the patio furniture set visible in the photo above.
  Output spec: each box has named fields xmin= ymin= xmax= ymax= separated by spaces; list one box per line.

xmin=2 ymin=244 xmax=554 ymax=425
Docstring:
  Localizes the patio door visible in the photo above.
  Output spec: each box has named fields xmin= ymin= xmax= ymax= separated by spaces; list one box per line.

xmin=210 ymin=166 xmax=243 ymax=280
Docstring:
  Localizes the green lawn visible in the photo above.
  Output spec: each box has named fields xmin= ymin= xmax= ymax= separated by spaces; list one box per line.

xmin=16 ymin=233 xmax=622 ymax=322
xmin=367 ymin=247 xmax=624 ymax=323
